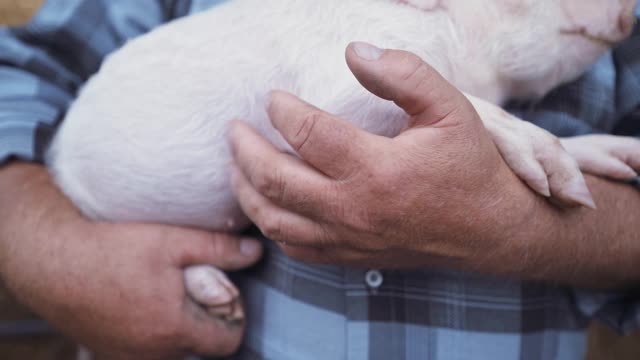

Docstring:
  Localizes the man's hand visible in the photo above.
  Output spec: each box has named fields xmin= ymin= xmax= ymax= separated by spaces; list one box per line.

xmin=228 ymin=42 xmax=529 ymax=270
xmin=228 ymin=42 xmax=640 ymax=288
xmin=0 ymin=163 xmax=263 ymax=359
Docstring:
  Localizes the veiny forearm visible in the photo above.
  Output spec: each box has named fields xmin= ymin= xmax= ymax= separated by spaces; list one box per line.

xmin=490 ymin=174 xmax=640 ymax=288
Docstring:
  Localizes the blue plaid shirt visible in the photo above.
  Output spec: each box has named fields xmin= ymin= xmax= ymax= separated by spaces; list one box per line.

xmin=1 ymin=1 xmax=639 ymax=359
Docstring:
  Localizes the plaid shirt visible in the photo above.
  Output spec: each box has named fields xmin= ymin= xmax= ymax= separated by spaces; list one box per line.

xmin=1 ymin=1 xmax=639 ymax=359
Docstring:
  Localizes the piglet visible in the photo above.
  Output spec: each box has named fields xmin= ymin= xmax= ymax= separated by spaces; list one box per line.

xmin=47 ymin=0 xmax=639 ymax=321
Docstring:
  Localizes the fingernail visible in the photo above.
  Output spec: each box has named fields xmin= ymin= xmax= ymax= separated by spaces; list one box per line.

xmin=352 ymin=42 xmax=384 ymax=61
xmin=240 ymin=238 xmax=261 ymax=257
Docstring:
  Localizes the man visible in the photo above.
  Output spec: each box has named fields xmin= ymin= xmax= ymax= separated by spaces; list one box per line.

xmin=0 ymin=0 xmax=638 ymax=359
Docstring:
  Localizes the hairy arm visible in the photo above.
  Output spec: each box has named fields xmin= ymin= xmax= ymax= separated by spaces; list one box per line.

xmin=474 ymin=170 xmax=640 ymax=288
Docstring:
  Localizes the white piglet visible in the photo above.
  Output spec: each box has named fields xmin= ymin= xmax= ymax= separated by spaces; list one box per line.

xmin=47 ymin=0 xmax=640 ymax=321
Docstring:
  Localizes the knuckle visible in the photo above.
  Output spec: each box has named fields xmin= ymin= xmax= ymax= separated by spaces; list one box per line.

xmin=398 ymin=54 xmax=426 ymax=83
xmin=529 ymin=124 xmax=559 ymax=146
xmin=369 ymin=163 xmax=397 ymax=193
xmin=255 ymin=167 xmax=286 ymax=202
xmin=342 ymin=205 xmax=375 ymax=234
xmin=549 ymin=135 xmax=563 ymax=148
xmin=246 ymin=196 xmax=263 ymax=219
xmin=250 ymin=164 xmax=270 ymax=192
xmin=207 ymin=236 xmax=236 ymax=262
xmin=259 ymin=214 xmax=285 ymax=241
xmin=314 ymin=225 xmax=336 ymax=247
xmin=409 ymin=66 xmax=431 ymax=95
xmin=292 ymin=110 xmax=323 ymax=152
xmin=534 ymin=131 xmax=562 ymax=153
xmin=365 ymin=214 xmax=395 ymax=243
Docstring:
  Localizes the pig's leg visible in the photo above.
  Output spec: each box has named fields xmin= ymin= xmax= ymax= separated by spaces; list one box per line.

xmin=466 ymin=94 xmax=596 ymax=208
xmin=561 ymin=135 xmax=640 ymax=180
xmin=184 ymin=265 xmax=243 ymax=322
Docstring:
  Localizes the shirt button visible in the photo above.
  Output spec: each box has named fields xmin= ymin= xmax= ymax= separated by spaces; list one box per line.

xmin=365 ymin=269 xmax=384 ymax=289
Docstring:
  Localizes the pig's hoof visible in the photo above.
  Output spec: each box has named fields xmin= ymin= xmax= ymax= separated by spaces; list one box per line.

xmin=184 ymin=265 xmax=242 ymax=321
xmin=482 ymin=111 xmax=595 ymax=209
xmin=561 ymin=135 xmax=640 ymax=180
xmin=208 ymin=299 xmax=245 ymax=323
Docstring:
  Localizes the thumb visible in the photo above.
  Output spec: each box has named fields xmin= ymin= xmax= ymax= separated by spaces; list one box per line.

xmin=345 ymin=42 xmax=476 ymax=129
xmin=170 ymin=229 xmax=263 ymax=271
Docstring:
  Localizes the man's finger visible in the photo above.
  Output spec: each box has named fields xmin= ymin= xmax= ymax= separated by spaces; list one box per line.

xmin=230 ymin=164 xmax=335 ymax=248
xmin=345 ymin=42 xmax=475 ymax=129
xmin=228 ymin=121 xmax=338 ymax=214
xmin=172 ymin=229 xmax=263 ymax=271
xmin=267 ymin=90 xmax=377 ymax=180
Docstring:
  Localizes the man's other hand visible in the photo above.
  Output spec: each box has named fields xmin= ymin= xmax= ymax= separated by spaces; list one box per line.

xmin=0 ymin=163 xmax=263 ymax=359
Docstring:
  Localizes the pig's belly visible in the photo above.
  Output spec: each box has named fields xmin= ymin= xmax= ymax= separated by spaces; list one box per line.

xmin=47 ymin=75 xmax=272 ymax=231
xmin=45 ymin=1 xmax=411 ymax=231
xmin=46 ymin=59 xmax=406 ymax=232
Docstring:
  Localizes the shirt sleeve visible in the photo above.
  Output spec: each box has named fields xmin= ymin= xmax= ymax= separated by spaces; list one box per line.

xmin=0 ymin=0 xmax=185 ymax=164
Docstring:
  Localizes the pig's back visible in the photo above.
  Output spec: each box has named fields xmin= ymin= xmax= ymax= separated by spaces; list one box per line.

xmin=47 ymin=0 xmax=452 ymax=230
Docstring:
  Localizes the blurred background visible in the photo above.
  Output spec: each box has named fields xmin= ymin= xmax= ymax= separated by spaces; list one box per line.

xmin=0 ymin=0 xmax=639 ymax=359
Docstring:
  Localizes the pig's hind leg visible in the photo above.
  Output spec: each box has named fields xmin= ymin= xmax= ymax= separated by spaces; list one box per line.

xmin=561 ymin=135 xmax=640 ymax=180
xmin=184 ymin=265 xmax=243 ymax=322
xmin=466 ymin=94 xmax=596 ymax=209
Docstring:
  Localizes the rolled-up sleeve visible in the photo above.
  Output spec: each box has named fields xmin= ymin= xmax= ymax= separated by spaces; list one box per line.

xmin=0 ymin=0 xmax=179 ymax=164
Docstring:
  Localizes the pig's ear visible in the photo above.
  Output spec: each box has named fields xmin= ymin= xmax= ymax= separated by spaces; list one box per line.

xmin=400 ymin=0 xmax=445 ymax=11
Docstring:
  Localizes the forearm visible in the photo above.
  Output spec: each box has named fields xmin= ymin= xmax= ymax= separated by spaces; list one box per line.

xmin=0 ymin=162 xmax=253 ymax=357
xmin=0 ymin=162 xmax=83 ymax=287
xmin=489 ymin=174 xmax=640 ymax=288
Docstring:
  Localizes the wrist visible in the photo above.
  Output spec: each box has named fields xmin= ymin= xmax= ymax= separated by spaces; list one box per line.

xmin=469 ymin=170 xmax=637 ymax=287
xmin=464 ymin=161 xmax=554 ymax=276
